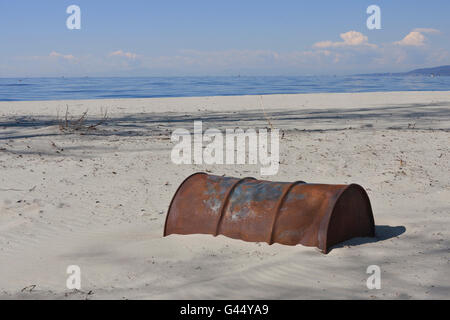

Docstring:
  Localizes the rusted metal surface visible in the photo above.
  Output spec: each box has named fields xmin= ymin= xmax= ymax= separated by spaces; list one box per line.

xmin=164 ymin=173 xmax=375 ymax=253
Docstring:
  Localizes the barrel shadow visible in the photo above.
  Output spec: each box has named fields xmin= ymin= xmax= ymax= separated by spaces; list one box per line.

xmin=329 ymin=225 xmax=406 ymax=252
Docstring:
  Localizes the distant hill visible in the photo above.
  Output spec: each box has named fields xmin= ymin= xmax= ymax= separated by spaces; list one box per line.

xmin=357 ymin=65 xmax=450 ymax=77
xmin=404 ymin=65 xmax=450 ymax=76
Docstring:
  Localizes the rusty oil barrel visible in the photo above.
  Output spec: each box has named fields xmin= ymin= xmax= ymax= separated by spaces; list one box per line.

xmin=164 ymin=173 xmax=375 ymax=253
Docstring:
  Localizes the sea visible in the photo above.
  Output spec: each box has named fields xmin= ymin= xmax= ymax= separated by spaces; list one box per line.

xmin=1 ymin=75 xmax=449 ymax=101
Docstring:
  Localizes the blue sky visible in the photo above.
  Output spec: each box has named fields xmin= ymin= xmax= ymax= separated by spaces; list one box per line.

xmin=1 ymin=0 xmax=449 ymax=77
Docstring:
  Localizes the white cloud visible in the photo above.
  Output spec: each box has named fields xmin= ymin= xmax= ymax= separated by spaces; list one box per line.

xmin=413 ymin=28 xmax=440 ymax=34
xmin=395 ymin=28 xmax=440 ymax=46
xmin=49 ymin=51 xmax=76 ymax=61
xmin=313 ymin=31 xmax=376 ymax=48
xmin=109 ymin=50 xmax=138 ymax=59
xmin=395 ymin=31 xmax=426 ymax=46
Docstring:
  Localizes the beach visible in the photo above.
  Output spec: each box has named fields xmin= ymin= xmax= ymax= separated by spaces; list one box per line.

xmin=0 ymin=91 xmax=449 ymax=299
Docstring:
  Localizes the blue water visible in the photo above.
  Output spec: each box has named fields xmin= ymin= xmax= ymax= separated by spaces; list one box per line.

xmin=0 ymin=75 xmax=449 ymax=101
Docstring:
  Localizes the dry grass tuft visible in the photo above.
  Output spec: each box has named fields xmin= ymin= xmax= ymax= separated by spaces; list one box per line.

xmin=58 ymin=105 xmax=108 ymax=132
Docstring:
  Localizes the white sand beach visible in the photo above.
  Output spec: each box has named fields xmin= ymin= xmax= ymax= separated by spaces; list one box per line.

xmin=0 ymin=91 xmax=449 ymax=299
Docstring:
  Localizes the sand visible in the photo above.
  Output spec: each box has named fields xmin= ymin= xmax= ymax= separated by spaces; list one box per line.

xmin=0 ymin=91 xmax=448 ymax=299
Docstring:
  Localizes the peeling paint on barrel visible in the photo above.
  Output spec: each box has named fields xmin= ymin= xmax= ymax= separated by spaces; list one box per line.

xmin=203 ymin=198 xmax=221 ymax=215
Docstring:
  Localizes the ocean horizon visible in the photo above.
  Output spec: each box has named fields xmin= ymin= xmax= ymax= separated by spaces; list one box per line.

xmin=1 ymin=74 xmax=450 ymax=101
